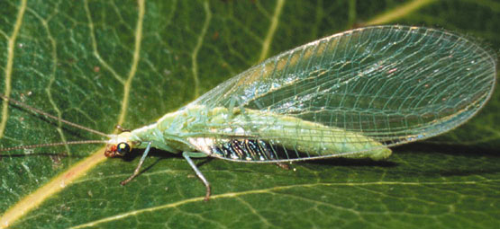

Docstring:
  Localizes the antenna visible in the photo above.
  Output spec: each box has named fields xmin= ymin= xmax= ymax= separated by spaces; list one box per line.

xmin=0 ymin=140 xmax=108 ymax=152
xmin=0 ymin=94 xmax=109 ymax=137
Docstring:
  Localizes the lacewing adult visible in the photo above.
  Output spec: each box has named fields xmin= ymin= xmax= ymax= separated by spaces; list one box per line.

xmin=1 ymin=26 xmax=497 ymax=200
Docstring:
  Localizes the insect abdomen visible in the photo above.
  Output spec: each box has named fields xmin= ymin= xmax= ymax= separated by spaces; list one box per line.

xmin=185 ymin=106 xmax=392 ymax=162
xmin=209 ymin=139 xmax=278 ymax=161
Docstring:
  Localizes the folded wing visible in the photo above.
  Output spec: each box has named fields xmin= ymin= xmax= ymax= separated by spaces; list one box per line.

xmin=184 ymin=26 xmax=496 ymax=162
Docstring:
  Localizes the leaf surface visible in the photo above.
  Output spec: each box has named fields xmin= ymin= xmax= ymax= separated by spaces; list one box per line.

xmin=1 ymin=0 xmax=499 ymax=228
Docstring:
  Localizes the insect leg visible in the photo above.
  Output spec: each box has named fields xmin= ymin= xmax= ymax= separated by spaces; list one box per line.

xmin=120 ymin=141 xmax=152 ymax=185
xmin=182 ymin=151 xmax=211 ymax=201
xmin=275 ymin=162 xmax=290 ymax=170
xmin=115 ymin=125 xmax=130 ymax=132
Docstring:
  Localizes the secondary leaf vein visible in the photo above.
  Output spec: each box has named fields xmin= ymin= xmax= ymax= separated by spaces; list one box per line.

xmin=69 ymin=179 xmax=495 ymax=228
xmin=84 ymin=0 xmax=125 ymax=84
xmin=258 ymin=0 xmax=285 ymax=63
xmin=191 ymin=0 xmax=212 ymax=98
xmin=117 ymin=0 xmax=145 ymax=126
xmin=0 ymin=0 xmax=27 ymax=139
xmin=364 ymin=0 xmax=436 ymax=25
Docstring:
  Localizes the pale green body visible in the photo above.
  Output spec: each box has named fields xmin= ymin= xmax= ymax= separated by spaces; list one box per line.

xmin=122 ymin=105 xmax=392 ymax=162
xmin=101 ymin=26 xmax=494 ymax=199
xmin=112 ymin=26 xmax=497 ymax=163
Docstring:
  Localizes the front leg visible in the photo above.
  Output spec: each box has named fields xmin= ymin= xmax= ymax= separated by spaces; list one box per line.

xmin=182 ymin=151 xmax=211 ymax=201
xmin=121 ymin=141 xmax=152 ymax=185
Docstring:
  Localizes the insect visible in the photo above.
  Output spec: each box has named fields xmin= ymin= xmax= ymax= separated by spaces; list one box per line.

xmin=0 ymin=26 xmax=497 ymax=201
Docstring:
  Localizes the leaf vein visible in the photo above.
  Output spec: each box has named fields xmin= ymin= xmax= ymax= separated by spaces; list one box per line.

xmin=258 ymin=0 xmax=285 ymax=63
xmin=116 ymin=0 xmax=146 ymax=127
xmin=84 ymin=0 xmax=125 ymax=85
xmin=0 ymin=0 xmax=27 ymax=139
xmin=69 ymin=179 xmax=496 ymax=228
xmin=191 ymin=0 xmax=212 ymax=99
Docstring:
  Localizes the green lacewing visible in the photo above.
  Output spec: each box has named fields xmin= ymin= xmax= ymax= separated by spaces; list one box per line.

xmin=1 ymin=25 xmax=497 ymax=200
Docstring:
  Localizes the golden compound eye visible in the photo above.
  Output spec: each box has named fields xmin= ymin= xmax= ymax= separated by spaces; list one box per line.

xmin=116 ymin=142 xmax=131 ymax=155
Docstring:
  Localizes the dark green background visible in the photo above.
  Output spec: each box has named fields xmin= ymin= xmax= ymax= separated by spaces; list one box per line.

xmin=0 ymin=0 xmax=499 ymax=228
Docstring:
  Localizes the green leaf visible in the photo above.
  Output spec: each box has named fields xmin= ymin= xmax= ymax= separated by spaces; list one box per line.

xmin=1 ymin=0 xmax=499 ymax=228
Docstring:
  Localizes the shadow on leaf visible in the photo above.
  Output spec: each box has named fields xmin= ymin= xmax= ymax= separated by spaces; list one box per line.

xmin=394 ymin=142 xmax=500 ymax=157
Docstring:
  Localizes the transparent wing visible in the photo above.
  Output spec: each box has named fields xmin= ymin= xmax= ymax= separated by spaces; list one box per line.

xmin=185 ymin=26 xmax=497 ymax=162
